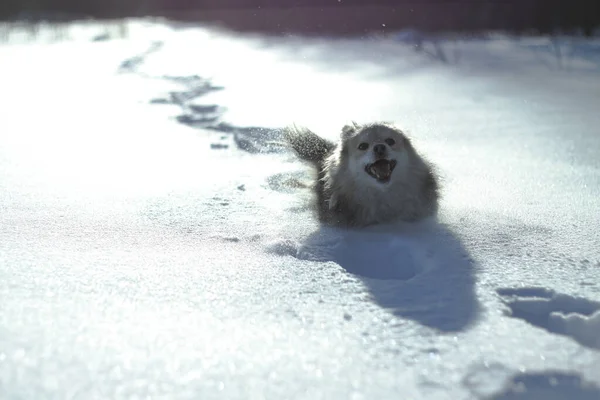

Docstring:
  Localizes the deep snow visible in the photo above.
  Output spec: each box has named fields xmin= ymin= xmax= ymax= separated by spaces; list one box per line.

xmin=0 ymin=20 xmax=599 ymax=399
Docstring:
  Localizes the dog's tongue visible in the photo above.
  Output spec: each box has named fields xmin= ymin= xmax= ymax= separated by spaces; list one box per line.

xmin=370 ymin=160 xmax=392 ymax=179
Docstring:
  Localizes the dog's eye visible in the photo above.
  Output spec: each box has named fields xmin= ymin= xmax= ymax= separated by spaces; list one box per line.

xmin=358 ymin=143 xmax=369 ymax=150
xmin=385 ymin=138 xmax=396 ymax=146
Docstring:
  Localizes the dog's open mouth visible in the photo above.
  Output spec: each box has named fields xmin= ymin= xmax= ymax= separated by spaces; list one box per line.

xmin=365 ymin=159 xmax=397 ymax=183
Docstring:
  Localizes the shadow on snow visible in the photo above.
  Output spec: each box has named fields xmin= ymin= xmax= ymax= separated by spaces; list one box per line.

xmin=295 ymin=219 xmax=480 ymax=333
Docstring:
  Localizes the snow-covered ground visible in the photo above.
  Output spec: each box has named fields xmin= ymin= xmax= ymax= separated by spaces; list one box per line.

xmin=1 ymin=19 xmax=599 ymax=399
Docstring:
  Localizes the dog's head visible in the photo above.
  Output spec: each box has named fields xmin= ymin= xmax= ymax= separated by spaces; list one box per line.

xmin=340 ymin=122 xmax=412 ymax=187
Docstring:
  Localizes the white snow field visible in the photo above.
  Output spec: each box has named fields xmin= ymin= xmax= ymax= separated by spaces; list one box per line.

xmin=1 ymin=19 xmax=600 ymax=399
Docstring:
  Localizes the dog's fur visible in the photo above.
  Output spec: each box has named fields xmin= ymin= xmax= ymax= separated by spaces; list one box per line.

xmin=284 ymin=122 xmax=439 ymax=227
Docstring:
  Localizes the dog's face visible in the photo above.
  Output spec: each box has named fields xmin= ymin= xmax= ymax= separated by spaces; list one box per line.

xmin=341 ymin=123 xmax=411 ymax=187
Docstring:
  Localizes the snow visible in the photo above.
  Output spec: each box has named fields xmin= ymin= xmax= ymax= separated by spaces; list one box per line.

xmin=499 ymin=287 xmax=600 ymax=349
xmin=552 ymin=311 xmax=600 ymax=350
xmin=1 ymin=20 xmax=600 ymax=399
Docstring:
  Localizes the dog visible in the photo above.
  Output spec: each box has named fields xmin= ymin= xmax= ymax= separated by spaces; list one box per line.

xmin=284 ymin=122 xmax=439 ymax=227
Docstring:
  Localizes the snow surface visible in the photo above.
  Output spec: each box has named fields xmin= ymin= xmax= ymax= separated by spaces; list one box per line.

xmin=1 ymin=20 xmax=599 ymax=399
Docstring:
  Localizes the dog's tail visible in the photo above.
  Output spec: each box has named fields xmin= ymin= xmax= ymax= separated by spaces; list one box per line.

xmin=283 ymin=125 xmax=335 ymax=165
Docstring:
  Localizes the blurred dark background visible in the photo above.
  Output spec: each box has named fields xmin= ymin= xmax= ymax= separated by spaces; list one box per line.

xmin=1 ymin=0 xmax=599 ymax=36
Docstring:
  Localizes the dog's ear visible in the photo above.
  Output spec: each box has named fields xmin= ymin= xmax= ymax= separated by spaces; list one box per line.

xmin=341 ymin=121 xmax=360 ymax=138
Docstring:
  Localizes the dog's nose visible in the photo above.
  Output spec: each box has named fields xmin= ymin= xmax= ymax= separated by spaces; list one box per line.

xmin=374 ymin=144 xmax=386 ymax=156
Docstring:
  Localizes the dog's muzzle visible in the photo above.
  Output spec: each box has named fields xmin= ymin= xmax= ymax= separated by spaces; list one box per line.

xmin=365 ymin=159 xmax=397 ymax=183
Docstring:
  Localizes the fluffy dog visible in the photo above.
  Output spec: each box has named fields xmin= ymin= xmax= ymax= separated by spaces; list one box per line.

xmin=284 ymin=122 xmax=439 ymax=227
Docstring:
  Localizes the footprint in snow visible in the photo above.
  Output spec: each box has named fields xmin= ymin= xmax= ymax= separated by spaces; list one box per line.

xmin=497 ymin=287 xmax=600 ymax=349
xmin=464 ymin=364 xmax=600 ymax=400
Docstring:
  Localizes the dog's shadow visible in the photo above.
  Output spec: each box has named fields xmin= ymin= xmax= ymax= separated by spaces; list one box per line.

xmin=294 ymin=218 xmax=480 ymax=332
